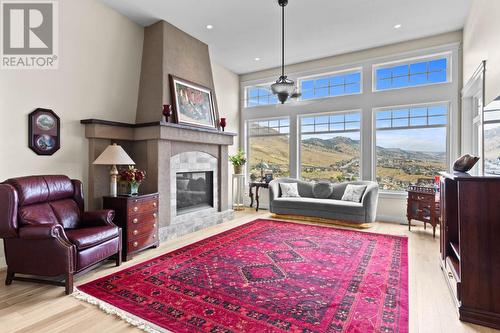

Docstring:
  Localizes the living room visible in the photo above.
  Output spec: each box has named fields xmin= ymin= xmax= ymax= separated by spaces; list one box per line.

xmin=1 ymin=0 xmax=499 ymax=332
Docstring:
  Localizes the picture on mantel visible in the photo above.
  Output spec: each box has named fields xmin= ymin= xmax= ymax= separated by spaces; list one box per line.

xmin=170 ymin=75 xmax=218 ymax=129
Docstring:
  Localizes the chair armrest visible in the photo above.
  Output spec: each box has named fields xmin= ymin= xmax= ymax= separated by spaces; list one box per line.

xmin=268 ymin=180 xmax=281 ymax=212
xmin=19 ymin=224 xmax=68 ymax=241
xmin=81 ymin=210 xmax=115 ymax=227
xmin=268 ymin=180 xmax=280 ymax=200
xmin=361 ymin=183 xmax=379 ymax=223
xmin=0 ymin=183 xmax=18 ymax=238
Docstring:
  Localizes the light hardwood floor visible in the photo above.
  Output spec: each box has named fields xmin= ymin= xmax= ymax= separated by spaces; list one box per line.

xmin=0 ymin=209 xmax=498 ymax=333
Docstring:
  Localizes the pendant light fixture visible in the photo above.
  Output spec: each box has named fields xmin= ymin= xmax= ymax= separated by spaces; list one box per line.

xmin=271 ymin=0 xmax=300 ymax=104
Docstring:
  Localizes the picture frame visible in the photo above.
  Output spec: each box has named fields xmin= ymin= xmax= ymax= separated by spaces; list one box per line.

xmin=263 ymin=173 xmax=274 ymax=184
xmin=169 ymin=75 xmax=218 ymax=129
xmin=28 ymin=108 xmax=60 ymax=155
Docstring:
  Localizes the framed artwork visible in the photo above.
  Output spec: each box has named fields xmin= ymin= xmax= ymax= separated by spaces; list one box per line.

xmin=169 ymin=75 xmax=218 ymax=129
xmin=28 ymin=108 xmax=60 ymax=155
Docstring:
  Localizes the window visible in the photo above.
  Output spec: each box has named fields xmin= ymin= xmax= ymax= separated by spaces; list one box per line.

xmin=247 ymin=118 xmax=290 ymax=178
xmin=484 ymin=98 xmax=500 ymax=175
xmin=375 ymin=103 xmax=448 ymax=191
xmin=374 ymin=55 xmax=448 ymax=91
xmin=300 ymin=70 xmax=361 ymax=100
xmin=300 ymin=111 xmax=361 ymax=181
xmin=245 ymin=85 xmax=278 ymax=107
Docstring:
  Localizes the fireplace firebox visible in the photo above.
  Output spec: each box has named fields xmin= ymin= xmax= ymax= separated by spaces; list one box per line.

xmin=176 ymin=171 xmax=214 ymax=215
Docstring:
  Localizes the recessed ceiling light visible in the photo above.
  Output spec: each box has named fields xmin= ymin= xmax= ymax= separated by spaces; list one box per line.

xmin=254 ymin=57 xmax=261 ymax=61
xmin=394 ymin=24 xmax=402 ymax=29
xmin=206 ymin=24 xmax=213 ymax=30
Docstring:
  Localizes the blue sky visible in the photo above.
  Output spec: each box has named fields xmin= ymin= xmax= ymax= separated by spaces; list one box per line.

xmin=377 ymin=127 xmax=446 ymax=152
xmin=303 ymin=127 xmax=446 ymax=153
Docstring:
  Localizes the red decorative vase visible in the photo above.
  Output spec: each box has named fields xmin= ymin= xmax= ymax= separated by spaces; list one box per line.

xmin=162 ymin=104 xmax=172 ymax=122
xmin=219 ymin=117 xmax=226 ymax=131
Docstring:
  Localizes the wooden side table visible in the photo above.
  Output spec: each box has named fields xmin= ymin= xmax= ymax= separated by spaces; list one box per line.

xmin=103 ymin=193 xmax=159 ymax=261
xmin=249 ymin=182 xmax=269 ymax=211
xmin=406 ymin=186 xmax=439 ymax=237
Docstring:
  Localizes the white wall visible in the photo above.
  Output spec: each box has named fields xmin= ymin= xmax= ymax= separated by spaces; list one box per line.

xmin=463 ymin=0 xmax=500 ymax=104
xmin=0 ymin=0 xmax=144 ymax=267
xmin=211 ymin=62 xmax=241 ymax=205
xmin=240 ymin=32 xmax=463 ymax=223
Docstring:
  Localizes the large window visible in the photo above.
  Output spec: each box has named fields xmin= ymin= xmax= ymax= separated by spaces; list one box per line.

xmin=374 ymin=55 xmax=448 ymax=91
xmin=300 ymin=111 xmax=361 ymax=181
xmin=375 ymin=103 xmax=448 ymax=191
xmin=300 ymin=70 xmax=361 ymax=100
xmin=484 ymin=98 xmax=500 ymax=175
xmin=245 ymin=85 xmax=277 ymax=107
xmin=248 ymin=118 xmax=290 ymax=178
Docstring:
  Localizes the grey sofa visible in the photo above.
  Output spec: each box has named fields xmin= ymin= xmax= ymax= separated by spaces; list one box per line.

xmin=269 ymin=178 xmax=379 ymax=225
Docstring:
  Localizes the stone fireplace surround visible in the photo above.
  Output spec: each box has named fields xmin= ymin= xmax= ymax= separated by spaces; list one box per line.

xmin=81 ymin=119 xmax=235 ymax=242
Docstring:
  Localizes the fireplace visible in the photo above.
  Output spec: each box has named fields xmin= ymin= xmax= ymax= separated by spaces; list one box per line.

xmin=176 ymin=171 xmax=213 ymax=214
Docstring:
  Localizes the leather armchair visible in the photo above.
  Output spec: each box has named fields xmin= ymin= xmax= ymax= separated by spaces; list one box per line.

xmin=0 ymin=175 xmax=122 ymax=294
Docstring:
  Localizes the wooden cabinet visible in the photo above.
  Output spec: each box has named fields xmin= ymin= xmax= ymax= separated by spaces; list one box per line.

xmin=406 ymin=185 xmax=439 ymax=237
xmin=103 ymin=193 xmax=159 ymax=261
xmin=440 ymin=173 xmax=500 ymax=329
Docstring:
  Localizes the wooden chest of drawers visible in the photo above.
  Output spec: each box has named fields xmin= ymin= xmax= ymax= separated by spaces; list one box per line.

xmin=103 ymin=193 xmax=159 ymax=261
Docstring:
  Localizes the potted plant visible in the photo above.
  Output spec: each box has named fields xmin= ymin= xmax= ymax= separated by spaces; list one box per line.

xmin=118 ymin=165 xmax=146 ymax=196
xmin=229 ymin=149 xmax=247 ymax=175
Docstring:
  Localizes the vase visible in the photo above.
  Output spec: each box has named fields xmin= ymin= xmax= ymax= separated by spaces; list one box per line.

xmin=119 ymin=182 xmax=140 ymax=196
xmin=233 ymin=165 xmax=243 ymax=175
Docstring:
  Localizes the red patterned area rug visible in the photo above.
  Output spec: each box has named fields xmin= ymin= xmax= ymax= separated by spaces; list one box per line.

xmin=75 ymin=219 xmax=408 ymax=333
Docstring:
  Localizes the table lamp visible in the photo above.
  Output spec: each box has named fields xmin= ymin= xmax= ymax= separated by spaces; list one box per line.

xmin=93 ymin=143 xmax=135 ymax=197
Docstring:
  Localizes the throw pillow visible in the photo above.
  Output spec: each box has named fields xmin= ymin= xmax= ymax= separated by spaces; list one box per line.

xmin=341 ymin=184 xmax=367 ymax=202
xmin=313 ymin=182 xmax=333 ymax=199
xmin=279 ymin=183 xmax=301 ymax=198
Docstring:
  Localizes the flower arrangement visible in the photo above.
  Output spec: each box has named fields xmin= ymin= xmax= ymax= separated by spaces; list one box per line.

xmin=118 ymin=166 xmax=146 ymax=196
xmin=229 ymin=150 xmax=247 ymax=174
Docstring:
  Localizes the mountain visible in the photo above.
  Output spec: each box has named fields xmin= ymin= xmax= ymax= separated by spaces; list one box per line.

xmin=249 ymin=134 xmax=446 ymax=187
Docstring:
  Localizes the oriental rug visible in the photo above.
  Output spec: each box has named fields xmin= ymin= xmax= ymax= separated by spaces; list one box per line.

xmin=75 ymin=219 xmax=408 ymax=333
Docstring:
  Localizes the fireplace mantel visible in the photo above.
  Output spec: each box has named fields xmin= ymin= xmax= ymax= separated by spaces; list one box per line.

xmin=81 ymin=119 xmax=236 ymax=145
xmin=81 ymin=118 xmax=235 ymax=242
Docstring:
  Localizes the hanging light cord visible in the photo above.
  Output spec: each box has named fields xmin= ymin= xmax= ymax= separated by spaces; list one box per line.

xmin=281 ymin=3 xmax=285 ymax=78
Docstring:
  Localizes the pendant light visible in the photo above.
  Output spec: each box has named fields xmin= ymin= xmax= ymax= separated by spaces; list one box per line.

xmin=271 ymin=0 xmax=300 ymax=104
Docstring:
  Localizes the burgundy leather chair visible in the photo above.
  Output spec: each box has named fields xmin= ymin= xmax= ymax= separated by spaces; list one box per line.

xmin=0 ymin=175 xmax=122 ymax=294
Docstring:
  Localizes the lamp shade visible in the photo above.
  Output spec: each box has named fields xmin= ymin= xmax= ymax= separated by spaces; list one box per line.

xmin=93 ymin=143 xmax=135 ymax=165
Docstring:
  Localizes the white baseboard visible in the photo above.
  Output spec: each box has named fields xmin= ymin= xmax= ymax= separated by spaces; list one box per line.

xmin=376 ymin=214 xmax=406 ymax=224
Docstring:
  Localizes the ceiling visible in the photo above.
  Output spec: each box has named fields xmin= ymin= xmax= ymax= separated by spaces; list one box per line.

xmin=100 ymin=0 xmax=471 ymax=75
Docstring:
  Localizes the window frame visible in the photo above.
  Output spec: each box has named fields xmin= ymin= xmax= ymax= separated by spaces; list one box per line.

xmin=372 ymin=52 xmax=452 ymax=92
xmin=372 ymin=102 xmax=451 ymax=194
xmin=297 ymin=67 xmax=363 ymax=101
xmin=482 ymin=98 xmax=500 ymax=175
xmin=244 ymin=82 xmax=277 ymax=108
xmin=245 ymin=116 xmax=291 ymax=177
xmin=299 ymin=109 xmax=363 ymax=181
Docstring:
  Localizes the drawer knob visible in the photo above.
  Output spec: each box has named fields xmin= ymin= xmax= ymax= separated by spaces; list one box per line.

xmin=133 ymin=241 xmax=138 ymax=248
xmin=133 ymin=230 xmax=138 ymax=236
xmin=134 ymin=199 xmax=138 ymax=203
xmin=153 ymin=202 xmax=157 ymax=207
xmin=133 ymin=206 xmax=138 ymax=212
xmin=153 ymin=234 xmax=156 ymax=239
xmin=133 ymin=218 xmax=138 ymax=224
xmin=153 ymin=223 xmax=156 ymax=228
xmin=153 ymin=213 xmax=157 ymax=218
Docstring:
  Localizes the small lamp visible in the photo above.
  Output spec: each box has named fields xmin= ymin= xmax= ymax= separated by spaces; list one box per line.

xmin=255 ymin=161 xmax=269 ymax=180
xmin=93 ymin=143 xmax=135 ymax=197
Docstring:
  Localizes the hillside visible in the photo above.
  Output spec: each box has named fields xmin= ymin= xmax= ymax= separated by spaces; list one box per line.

xmin=249 ymin=134 xmax=446 ymax=189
